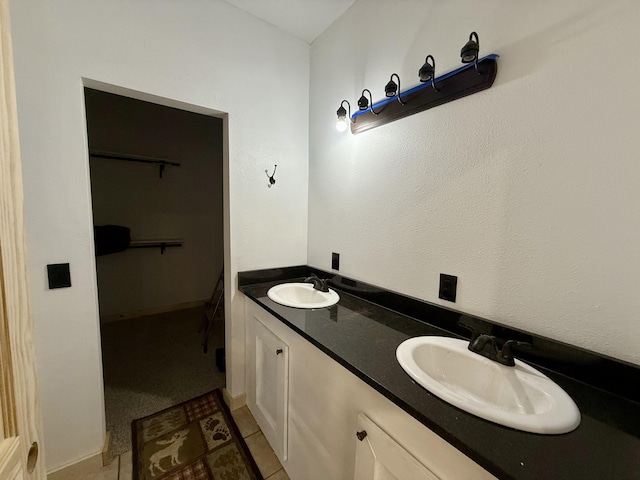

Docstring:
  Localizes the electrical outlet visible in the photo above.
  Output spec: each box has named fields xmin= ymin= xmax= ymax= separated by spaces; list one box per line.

xmin=332 ymin=252 xmax=340 ymax=271
xmin=439 ymin=274 xmax=457 ymax=302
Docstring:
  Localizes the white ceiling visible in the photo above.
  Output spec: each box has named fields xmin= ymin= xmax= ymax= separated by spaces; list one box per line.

xmin=223 ymin=0 xmax=356 ymax=44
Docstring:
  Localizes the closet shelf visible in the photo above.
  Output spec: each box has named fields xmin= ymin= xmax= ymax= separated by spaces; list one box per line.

xmin=89 ymin=150 xmax=180 ymax=178
xmin=129 ymin=239 xmax=183 ymax=255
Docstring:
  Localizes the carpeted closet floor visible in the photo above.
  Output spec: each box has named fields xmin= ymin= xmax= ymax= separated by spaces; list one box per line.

xmin=100 ymin=305 xmax=225 ymax=458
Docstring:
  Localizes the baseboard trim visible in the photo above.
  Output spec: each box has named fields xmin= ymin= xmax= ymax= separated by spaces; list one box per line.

xmin=223 ymin=388 xmax=246 ymax=411
xmin=47 ymin=451 xmax=103 ymax=475
xmin=101 ymin=430 xmax=112 ymax=466
xmin=100 ymin=299 xmax=208 ymax=324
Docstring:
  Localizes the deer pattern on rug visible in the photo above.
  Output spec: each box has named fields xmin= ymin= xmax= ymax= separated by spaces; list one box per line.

xmin=133 ymin=390 xmax=262 ymax=480
xmin=148 ymin=429 xmax=189 ymax=476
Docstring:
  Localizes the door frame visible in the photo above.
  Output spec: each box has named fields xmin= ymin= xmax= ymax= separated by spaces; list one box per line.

xmin=81 ymin=77 xmax=231 ymax=439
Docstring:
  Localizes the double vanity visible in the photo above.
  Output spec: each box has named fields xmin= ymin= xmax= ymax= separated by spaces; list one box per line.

xmin=267 ymin=279 xmax=580 ymax=435
xmin=240 ymin=266 xmax=640 ymax=479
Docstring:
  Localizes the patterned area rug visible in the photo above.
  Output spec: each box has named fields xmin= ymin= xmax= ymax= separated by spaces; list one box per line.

xmin=132 ymin=389 xmax=263 ymax=480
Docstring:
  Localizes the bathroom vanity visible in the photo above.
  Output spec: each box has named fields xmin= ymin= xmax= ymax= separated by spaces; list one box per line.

xmin=240 ymin=266 xmax=640 ymax=480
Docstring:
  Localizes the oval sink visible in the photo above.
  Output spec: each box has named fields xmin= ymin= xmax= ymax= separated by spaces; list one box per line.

xmin=267 ymin=283 xmax=340 ymax=309
xmin=396 ymin=336 xmax=580 ymax=434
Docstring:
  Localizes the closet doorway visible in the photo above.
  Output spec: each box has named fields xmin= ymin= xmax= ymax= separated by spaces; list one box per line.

xmin=84 ymin=87 xmax=226 ymax=458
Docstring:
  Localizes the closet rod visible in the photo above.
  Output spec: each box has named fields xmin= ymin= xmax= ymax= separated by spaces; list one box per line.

xmin=90 ymin=150 xmax=180 ymax=178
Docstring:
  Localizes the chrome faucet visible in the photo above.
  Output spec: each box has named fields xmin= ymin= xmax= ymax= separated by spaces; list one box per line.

xmin=468 ymin=334 xmax=531 ymax=367
xmin=304 ymin=274 xmax=330 ymax=293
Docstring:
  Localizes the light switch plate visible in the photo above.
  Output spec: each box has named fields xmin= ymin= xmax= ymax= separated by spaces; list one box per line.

xmin=47 ymin=263 xmax=71 ymax=289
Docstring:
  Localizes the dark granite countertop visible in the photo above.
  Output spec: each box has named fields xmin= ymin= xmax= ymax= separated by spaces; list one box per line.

xmin=239 ymin=266 xmax=640 ymax=480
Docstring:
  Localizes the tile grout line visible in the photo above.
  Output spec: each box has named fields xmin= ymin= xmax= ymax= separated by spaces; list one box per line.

xmin=244 ymin=430 xmax=261 ymax=441
xmin=232 ymin=407 xmax=284 ymax=478
xmin=265 ymin=468 xmax=284 ymax=479
xmin=242 ymin=428 xmax=260 ymax=439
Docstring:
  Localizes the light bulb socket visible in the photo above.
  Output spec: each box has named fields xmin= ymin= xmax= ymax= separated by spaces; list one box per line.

xmin=385 ymin=79 xmax=398 ymax=97
xmin=386 ymin=74 xmax=406 ymax=105
xmin=418 ymin=56 xmax=438 ymax=91
xmin=358 ymin=89 xmax=379 ymax=115
xmin=418 ymin=62 xmax=434 ymax=82
xmin=336 ymin=100 xmax=352 ymax=132
xmin=461 ymin=32 xmax=479 ymax=64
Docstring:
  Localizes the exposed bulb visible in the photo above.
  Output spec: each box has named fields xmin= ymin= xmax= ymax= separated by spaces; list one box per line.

xmin=336 ymin=118 xmax=347 ymax=132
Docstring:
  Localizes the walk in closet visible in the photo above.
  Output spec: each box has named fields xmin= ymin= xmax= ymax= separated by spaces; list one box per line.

xmin=84 ymin=88 xmax=226 ymax=457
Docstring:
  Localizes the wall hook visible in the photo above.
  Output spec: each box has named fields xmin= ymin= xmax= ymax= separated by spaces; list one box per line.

xmin=266 ymin=165 xmax=277 ymax=187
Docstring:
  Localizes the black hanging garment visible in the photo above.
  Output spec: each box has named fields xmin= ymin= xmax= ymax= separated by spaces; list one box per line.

xmin=94 ymin=225 xmax=131 ymax=256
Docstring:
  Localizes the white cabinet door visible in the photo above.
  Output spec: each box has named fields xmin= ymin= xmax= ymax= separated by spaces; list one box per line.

xmin=246 ymin=306 xmax=289 ymax=460
xmin=243 ymin=301 xmax=495 ymax=480
xmin=354 ymin=413 xmax=441 ymax=480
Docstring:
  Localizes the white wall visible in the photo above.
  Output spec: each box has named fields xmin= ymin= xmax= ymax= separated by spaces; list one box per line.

xmin=87 ymin=90 xmax=223 ymax=317
xmin=10 ymin=0 xmax=309 ymax=471
xmin=308 ymin=0 xmax=640 ymax=366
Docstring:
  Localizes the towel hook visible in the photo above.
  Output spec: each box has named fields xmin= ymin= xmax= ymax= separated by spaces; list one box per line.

xmin=266 ymin=165 xmax=277 ymax=187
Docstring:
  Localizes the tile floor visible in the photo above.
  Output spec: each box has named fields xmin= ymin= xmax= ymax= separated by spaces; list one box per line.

xmin=47 ymin=405 xmax=288 ymax=480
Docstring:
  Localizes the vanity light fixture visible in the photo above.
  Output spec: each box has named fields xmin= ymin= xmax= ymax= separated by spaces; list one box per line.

xmin=461 ymin=32 xmax=480 ymax=71
xmin=357 ymin=89 xmax=380 ymax=115
xmin=418 ymin=55 xmax=438 ymax=91
xmin=335 ymin=30 xmax=498 ymax=135
xmin=384 ymin=74 xmax=406 ymax=105
xmin=336 ymin=100 xmax=352 ymax=132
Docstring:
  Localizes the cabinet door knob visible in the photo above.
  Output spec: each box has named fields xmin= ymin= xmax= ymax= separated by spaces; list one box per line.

xmin=356 ymin=430 xmax=368 ymax=441
xmin=276 ymin=349 xmax=283 ymax=355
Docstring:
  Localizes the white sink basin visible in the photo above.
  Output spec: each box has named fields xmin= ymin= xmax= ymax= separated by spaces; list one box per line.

xmin=267 ymin=283 xmax=340 ymax=309
xmin=396 ymin=336 xmax=580 ymax=434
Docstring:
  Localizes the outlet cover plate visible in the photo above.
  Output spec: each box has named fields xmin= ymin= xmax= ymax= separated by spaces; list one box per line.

xmin=439 ymin=274 xmax=457 ymax=302
xmin=332 ymin=252 xmax=340 ymax=271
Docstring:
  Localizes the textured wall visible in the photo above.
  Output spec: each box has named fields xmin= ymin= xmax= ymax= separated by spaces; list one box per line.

xmin=10 ymin=0 xmax=309 ymax=471
xmin=308 ymin=0 xmax=640 ymax=365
